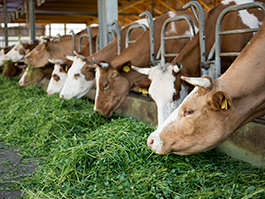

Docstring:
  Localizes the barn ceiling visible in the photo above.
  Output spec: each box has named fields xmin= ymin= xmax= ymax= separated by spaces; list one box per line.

xmin=0 ymin=0 xmax=221 ymax=25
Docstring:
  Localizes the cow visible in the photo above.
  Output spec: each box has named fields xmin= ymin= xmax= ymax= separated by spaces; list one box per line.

xmin=2 ymin=40 xmax=39 ymax=77
xmin=23 ymin=26 xmax=98 ymax=68
xmin=0 ymin=46 xmax=14 ymax=67
xmin=5 ymin=40 xmax=39 ymax=62
xmin=46 ymin=59 xmax=72 ymax=95
xmin=59 ymin=19 xmax=147 ymax=99
xmin=133 ymin=0 xmax=265 ymax=126
xmin=19 ymin=63 xmax=54 ymax=87
xmin=93 ymin=11 xmax=200 ymax=117
xmin=146 ymin=20 xmax=265 ymax=156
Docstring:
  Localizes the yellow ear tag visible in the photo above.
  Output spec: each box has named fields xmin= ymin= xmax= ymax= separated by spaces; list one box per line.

xmin=94 ymin=68 xmax=97 ymax=72
xmin=45 ymin=45 xmax=49 ymax=51
xmin=123 ymin=65 xmax=130 ymax=72
xmin=221 ymin=98 xmax=228 ymax=110
xmin=139 ymin=88 xmax=149 ymax=94
xmin=14 ymin=62 xmax=18 ymax=66
xmin=26 ymin=49 xmax=30 ymax=52
xmin=65 ymin=65 xmax=68 ymax=72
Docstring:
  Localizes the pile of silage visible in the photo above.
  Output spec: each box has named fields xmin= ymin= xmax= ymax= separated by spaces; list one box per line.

xmin=0 ymin=76 xmax=264 ymax=199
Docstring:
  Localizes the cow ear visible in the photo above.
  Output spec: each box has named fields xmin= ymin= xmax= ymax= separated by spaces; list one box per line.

xmin=209 ymin=91 xmax=231 ymax=111
xmin=116 ymin=61 xmax=132 ymax=73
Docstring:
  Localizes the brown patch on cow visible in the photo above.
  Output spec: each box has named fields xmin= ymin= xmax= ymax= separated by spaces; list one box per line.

xmin=52 ymin=74 xmax=60 ymax=81
xmin=134 ymin=79 xmax=151 ymax=90
xmin=81 ymin=64 xmax=95 ymax=81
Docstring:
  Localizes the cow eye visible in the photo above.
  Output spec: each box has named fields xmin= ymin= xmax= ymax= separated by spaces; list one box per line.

xmin=101 ymin=82 xmax=109 ymax=90
xmin=74 ymin=73 xmax=80 ymax=79
xmin=184 ymin=109 xmax=194 ymax=117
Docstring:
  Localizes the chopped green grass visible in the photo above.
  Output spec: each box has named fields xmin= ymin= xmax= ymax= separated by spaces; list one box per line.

xmin=0 ymin=76 xmax=265 ymax=199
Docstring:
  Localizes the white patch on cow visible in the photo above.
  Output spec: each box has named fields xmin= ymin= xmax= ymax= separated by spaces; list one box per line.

xmin=6 ymin=43 xmax=25 ymax=62
xmin=60 ymin=56 xmax=94 ymax=99
xmin=94 ymin=67 xmax=101 ymax=111
xmin=0 ymin=49 xmax=5 ymax=66
xmin=148 ymin=87 xmax=199 ymax=154
xmin=90 ymin=23 xmax=99 ymax=27
xmin=238 ymin=10 xmax=262 ymax=33
xmin=19 ymin=67 xmax=29 ymax=86
xmin=135 ymin=19 xmax=149 ymax=28
xmin=47 ymin=64 xmax=68 ymax=95
xmin=222 ymin=0 xmax=254 ymax=5
xmin=166 ymin=12 xmax=178 ymax=35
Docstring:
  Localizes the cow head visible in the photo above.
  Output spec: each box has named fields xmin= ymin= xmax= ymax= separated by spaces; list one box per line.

xmin=46 ymin=59 xmax=69 ymax=95
xmin=18 ymin=64 xmax=52 ymax=87
xmin=5 ymin=42 xmax=27 ymax=62
xmin=133 ymin=63 xmax=189 ymax=127
xmin=23 ymin=41 xmax=51 ymax=67
xmin=147 ymin=75 xmax=233 ymax=155
xmin=94 ymin=60 xmax=140 ymax=117
xmin=59 ymin=52 xmax=95 ymax=99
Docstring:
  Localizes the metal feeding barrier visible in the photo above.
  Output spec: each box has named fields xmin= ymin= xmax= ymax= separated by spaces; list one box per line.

xmin=139 ymin=11 xmax=156 ymax=66
xmin=69 ymin=29 xmax=76 ymax=52
xmin=213 ymin=1 xmax=265 ymax=80
xmin=159 ymin=1 xmax=204 ymax=67
xmin=95 ymin=20 xmax=121 ymax=55
xmin=78 ymin=26 xmax=93 ymax=55
xmin=160 ymin=16 xmax=196 ymax=66
xmin=125 ymin=23 xmax=147 ymax=48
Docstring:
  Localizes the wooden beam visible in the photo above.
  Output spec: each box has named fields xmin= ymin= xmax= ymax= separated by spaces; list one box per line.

xmin=155 ymin=0 xmax=176 ymax=12
xmin=119 ymin=0 xmax=144 ymax=12
xmin=196 ymin=0 xmax=211 ymax=10
xmin=141 ymin=2 xmax=163 ymax=15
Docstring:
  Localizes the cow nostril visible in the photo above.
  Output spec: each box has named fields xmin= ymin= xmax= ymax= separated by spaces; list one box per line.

xmin=147 ymin=137 xmax=154 ymax=147
xmin=59 ymin=94 xmax=64 ymax=98
xmin=19 ymin=81 xmax=23 ymax=86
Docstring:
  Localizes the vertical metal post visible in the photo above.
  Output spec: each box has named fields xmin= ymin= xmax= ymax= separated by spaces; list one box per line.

xmin=97 ymin=0 xmax=118 ymax=49
xmin=3 ymin=0 xmax=8 ymax=47
xmin=28 ymin=0 xmax=35 ymax=44
xmin=49 ymin=24 xmax=51 ymax=37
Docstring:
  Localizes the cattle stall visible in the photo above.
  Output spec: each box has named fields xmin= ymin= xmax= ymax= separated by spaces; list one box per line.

xmin=1 ymin=1 xmax=265 ymax=198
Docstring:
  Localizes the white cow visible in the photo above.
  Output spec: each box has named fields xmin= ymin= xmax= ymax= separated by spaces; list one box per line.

xmin=59 ymin=54 xmax=95 ymax=99
xmin=46 ymin=59 xmax=70 ymax=95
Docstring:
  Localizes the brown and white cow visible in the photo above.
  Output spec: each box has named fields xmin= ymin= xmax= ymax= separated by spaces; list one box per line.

xmin=59 ymin=19 xmax=146 ymax=99
xmin=23 ymin=26 xmax=98 ymax=68
xmin=5 ymin=40 xmax=39 ymax=63
xmin=93 ymin=11 xmax=200 ymax=117
xmin=146 ymin=20 xmax=265 ymax=155
xmin=46 ymin=59 xmax=72 ymax=95
xmin=19 ymin=63 xmax=54 ymax=87
xmin=2 ymin=41 xmax=39 ymax=77
xmin=133 ymin=0 xmax=264 ymax=126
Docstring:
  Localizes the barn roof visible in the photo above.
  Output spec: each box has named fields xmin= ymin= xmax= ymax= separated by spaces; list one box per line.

xmin=0 ymin=0 xmax=220 ymax=25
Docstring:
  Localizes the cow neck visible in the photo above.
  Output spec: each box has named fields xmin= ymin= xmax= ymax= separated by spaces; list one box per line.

xmin=90 ymin=39 xmax=117 ymax=62
xmin=111 ymin=13 xmax=172 ymax=68
xmin=215 ymin=25 xmax=265 ymax=127
xmin=172 ymin=34 xmax=201 ymax=92
xmin=123 ymin=70 xmax=147 ymax=88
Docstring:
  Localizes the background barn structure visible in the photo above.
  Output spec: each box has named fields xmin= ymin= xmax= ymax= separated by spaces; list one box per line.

xmin=1 ymin=0 xmax=265 ymax=167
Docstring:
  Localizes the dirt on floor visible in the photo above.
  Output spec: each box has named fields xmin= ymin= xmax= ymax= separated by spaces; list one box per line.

xmin=0 ymin=142 xmax=38 ymax=199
